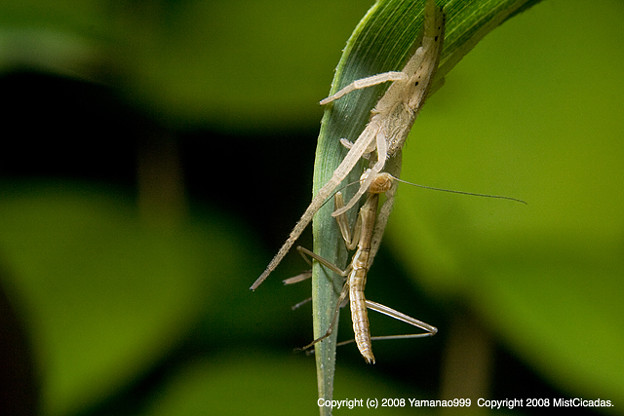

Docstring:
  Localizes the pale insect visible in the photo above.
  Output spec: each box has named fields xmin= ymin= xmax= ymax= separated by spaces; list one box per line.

xmin=291 ymin=170 xmax=437 ymax=364
xmin=287 ymin=170 xmax=525 ymax=363
xmin=250 ymin=0 xmax=445 ymax=290
xmin=326 ymin=0 xmax=445 ymax=218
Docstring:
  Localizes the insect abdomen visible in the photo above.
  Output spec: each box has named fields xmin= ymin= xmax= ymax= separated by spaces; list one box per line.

xmin=349 ymin=263 xmax=375 ymax=364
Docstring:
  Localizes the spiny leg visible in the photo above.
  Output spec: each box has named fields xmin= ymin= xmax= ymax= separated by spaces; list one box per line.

xmin=334 ymin=192 xmax=361 ymax=251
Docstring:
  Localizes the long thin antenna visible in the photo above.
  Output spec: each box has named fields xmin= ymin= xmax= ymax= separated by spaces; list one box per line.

xmin=392 ymin=177 xmax=527 ymax=205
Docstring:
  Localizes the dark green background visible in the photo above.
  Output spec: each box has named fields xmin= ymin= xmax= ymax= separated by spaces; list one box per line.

xmin=0 ymin=0 xmax=622 ymax=415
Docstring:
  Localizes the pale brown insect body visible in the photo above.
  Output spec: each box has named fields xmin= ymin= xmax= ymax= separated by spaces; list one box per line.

xmin=327 ymin=0 xmax=445 ymax=217
xmin=251 ymin=0 xmax=445 ymax=291
xmin=345 ymin=173 xmax=393 ymax=363
xmin=295 ymin=171 xmax=436 ymax=364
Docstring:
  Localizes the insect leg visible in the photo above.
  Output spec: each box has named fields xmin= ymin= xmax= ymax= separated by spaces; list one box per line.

xmin=284 ymin=189 xmax=359 ymax=286
xmin=298 ymin=280 xmax=350 ymax=352
xmin=333 ymin=126 xmax=388 ymax=217
xmin=369 ymin=152 xmax=402 ymax=265
xmin=295 ymin=246 xmax=348 ymax=277
xmin=291 ymin=230 xmax=359 ymax=353
xmin=282 ymin=270 xmax=312 ymax=285
xmin=366 ymin=299 xmax=437 ymax=336
xmin=251 ymin=120 xmax=377 ymax=290
xmin=334 ymin=299 xmax=437 ymax=350
xmin=334 ymin=192 xmax=362 ymax=251
xmin=320 ymin=72 xmax=408 ymax=105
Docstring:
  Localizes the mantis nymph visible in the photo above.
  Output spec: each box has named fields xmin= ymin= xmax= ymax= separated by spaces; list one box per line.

xmin=251 ymin=0 xmax=445 ymax=290
xmin=288 ymin=169 xmax=523 ymax=363
xmin=291 ymin=170 xmax=437 ymax=364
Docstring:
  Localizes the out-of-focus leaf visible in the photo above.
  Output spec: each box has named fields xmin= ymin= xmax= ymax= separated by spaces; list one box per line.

xmin=0 ymin=181 xmax=248 ymax=416
xmin=144 ymin=352 xmax=432 ymax=416
xmin=388 ymin=0 xmax=624 ymax=405
xmin=0 ymin=0 xmax=369 ymax=129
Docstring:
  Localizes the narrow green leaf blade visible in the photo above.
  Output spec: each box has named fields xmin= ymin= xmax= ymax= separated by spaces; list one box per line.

xmin=311 ymin=0 xmax=539 ymax=410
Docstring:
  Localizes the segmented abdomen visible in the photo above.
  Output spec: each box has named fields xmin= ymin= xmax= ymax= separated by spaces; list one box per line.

xmin=349 ymin=250 xmax=375 ymax=364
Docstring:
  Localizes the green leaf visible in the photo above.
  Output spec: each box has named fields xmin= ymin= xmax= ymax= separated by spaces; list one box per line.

xmin=0 ymin=0 xmax=368 ymax=130
xmin=389 ymin=0 xmax=624 ymax=405
xmin=312 ymin=0 xmax=540 ymax=409
xmin=0 ymin=181 xmax=247 ymax=416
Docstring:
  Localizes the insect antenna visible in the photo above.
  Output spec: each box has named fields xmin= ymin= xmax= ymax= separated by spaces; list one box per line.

xmin=392 ymin=176 xmax=527 ymax=205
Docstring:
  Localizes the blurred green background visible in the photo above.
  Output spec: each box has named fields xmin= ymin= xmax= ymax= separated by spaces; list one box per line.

xmin=0 ymin=0 xmax=622 ymax=415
